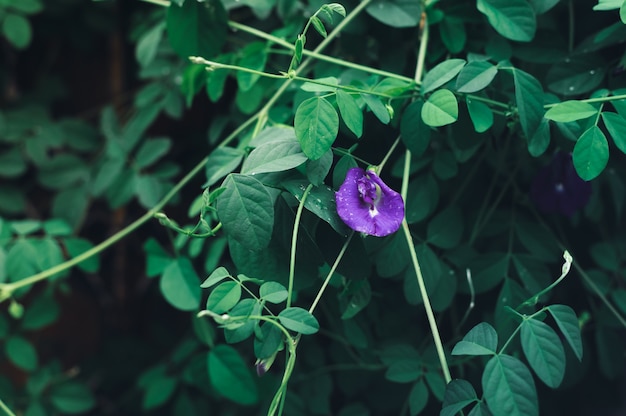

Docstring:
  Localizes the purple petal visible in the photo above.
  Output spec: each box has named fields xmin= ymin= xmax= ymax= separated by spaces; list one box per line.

xmin=335 ymin=168 xmax=404 ymax=237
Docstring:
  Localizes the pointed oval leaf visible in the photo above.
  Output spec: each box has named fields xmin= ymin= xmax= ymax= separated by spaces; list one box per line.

xmin=401 ymin=99 xmax=431 ymax=156
xmin=520 ymin=319 xmax=566 ymax=388
xmin=547 ymin=304 xmax=583 ymax=361
xmin=362 ymin=94 xmax=391 ymax=124
xmin=217 ymin=174 xmax=274 ymax=251
xmin=572 ymin=125 xmax=609 ymax=181
xmin=259 ymin=281 xmax=288 ymax=304
xmin=466 ymin=98 xmax=494 ymax=133
xmin=482 ymin=355 xmax=538 ymax=416
xmin=336 ymin=90 xmax=363 ymax=138
xmin=201 ymin=266 xmax=231 ymax=288
xmin=208 ymin=345 xmax=259 ymax=405
xmin=365 ymin=0 xmax=422 ymax=28
xmin=452 ymin=322 xmax=497 ymax=356
xmin=455 ymin=61 xmax=498 ymax=93
xmin=422 ymin=89 xmax=459 ymax=127
xmin=203 ymin=147 xmax=245 ymax=188
xmin=278 ymin=307 xmax=319 ymax=334
xmin=545 ymin=101 xmax=598 ymax=122
xmin=295 ymin=97 xmax=339 ymax=160
xmin=166 ymin=0 xmax=227 ymax=59
xmin=477 ymin=0 xmax=536 ymax=42
xmin=601 ymin=112 xmax=626 ymax=154
xmin=242 ymin=140 xmax=307 ymax=175
xmin=421 ymin=59 xmax=466 ymax=94
xmin=160 ymin=257 xmax=201 ymax=311
xmin=511 ymin=68 xmax=544 ymax=141
xmin=6 ymin=335 xmax=37 ymax=371
xmin=427 ymin=206 xmax=464 ymax=249
xmin=409 ymin=380 xmax=429 ymax=414
xmin=206 ymin=281 xmax=242 ymax=314
xmin=441 ymin=379 xmax=479 ymax=416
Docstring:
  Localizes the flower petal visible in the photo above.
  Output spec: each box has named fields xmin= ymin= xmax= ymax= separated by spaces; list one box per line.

xmin=335 ymin=168 xmax=404 ymax=237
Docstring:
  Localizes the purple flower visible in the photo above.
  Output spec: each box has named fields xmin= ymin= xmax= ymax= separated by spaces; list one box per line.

xmin=530 ymin=151 xmax=592 ymax=216
xmin=335 ymin=167 xmax=405 ymax=237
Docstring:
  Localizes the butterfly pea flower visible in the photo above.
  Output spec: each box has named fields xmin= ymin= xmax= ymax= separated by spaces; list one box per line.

xmin=335 ymin=167 xmax=405 ymax=237
xmin=530 ymin=151 xmax=592 ymax=217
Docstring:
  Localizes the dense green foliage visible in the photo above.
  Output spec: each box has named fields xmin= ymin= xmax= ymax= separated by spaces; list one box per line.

xmin=1 ymin=0 xmax=626 ymax=415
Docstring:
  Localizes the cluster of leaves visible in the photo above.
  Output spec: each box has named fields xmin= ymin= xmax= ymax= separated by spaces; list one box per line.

xmin=2 ymin=0 xmax=626 ymax=415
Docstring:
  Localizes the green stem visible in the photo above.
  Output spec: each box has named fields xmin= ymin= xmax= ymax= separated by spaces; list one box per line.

xmin=308 ymin=232 xmax=355 ymax=314
xmin=287 ymin=184 xmax=313 ymax=309
xmin=227 ymin=21 xmax=415 ymax=84
xmin=0 ymin=399 xmax=16 ymax=416
xmin=402 ymin=11 xmax=452 ymax=384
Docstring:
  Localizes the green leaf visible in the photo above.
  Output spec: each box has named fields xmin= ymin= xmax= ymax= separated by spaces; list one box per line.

xmin=455 ymin=61 xmax=498 ymax=93
xmin=365 ymin=0 xmax=422 ymax=28
xmin=441 ymin=379 xmax=478 ymax=416
xmin=217 ymin=174 xmax=275 ymax=251
xmin=142 ymin=375 xmax=177 ymax=410
xmin=208 ymin=345 xmax=259 ymax=405
xmin=529 ymin=0 xmax=560 ymax=14
xmin=601 ymin=112 xmax=626 ymax=154
xmin=201 ymin=266 xmax=231 ymax=288
xmin=2 ymin=13 xmax=32 ymax=49
xmin=512 ymin=68 xmax=545 ymax=142
xmin=520 ymin=319 xmax=566 ymax=388
xmin=301 ymin=77 xmax=338 ymax=93
xmin=160 ymin=257 xmax=201 ymax=311
xmin=527 ymin=118 xmax=550 ymax=157
xmin=206 ymin=281 xmax=241 ymax=313
xmin=336 ymin=90 xmax=363 ymax=138
xmin=259 ymin=281 xmax=288 ymax=304
xmin=278 ymin=307 xmax=320 ymax=334
xmin=10 ymin=0 xmax=43 ymax=14
xmin=401 ymin=100 xmax=431 ymax=156
xmin=545 ymin=101 xmax=598 ymax=122
xmin=546 ymin=55 xmax=606 ymax=96
xmin=254 ymin=322 xmax=283 ymax=359
xmin=572 ymin=125 xmax=609 ymax=181
xmin=452 ymin=322 xmax=498 ymax=356
xmin=64 ymin=238 xmax=99 ymax=273
xmin=340 ymin=279 xmax=371 ymax=320
xmin=203 ymin=147 xmax=245 ymax=188
xmin=421 ymin=89 xmax=458 ymax=127
xmin=135 ymin=138 xmax=171 ymax=169
xmin=166 ymin=0 xmax=227 ymax=59
xmin=6 ymin=336 xmax=37 ymax=371
xmin=21 ymin=293 xmax=59 ymax=330
xmin=362 ymin=94 xmax=391 ymax=124
xmin=310 ymin=15 xmax=327 ymax=37
xmin=49 ymin=382 xmax=95 ymax=414
xmin=409 ymin=380 xmax=429 ymax=415
xmin=6 ymin=239 xmax=39 ymax=282
xmin=242 ymin=137 xmax=308 ymax=175
xmin=621 ymin=1 xmax=626 ymax=23
xmin=421 ymin=59 xmax=466 ymax=94
xmin=294 ymin=96 xmax=339 ymax=160
xmin=135 ymin=175 xmax=164 ymax=208
xmin=477 ymin=0 xmax=536 ymax=42
xmin=482 ymin=355 xmax=538 ymax=416
xmin=547 ymin=304 xmax=583 ymax=361
xmin=306 ymin=149 xmax=333 ymax=186
xmin=427 ymin=206 xmax=464 ymax=249
xmin=237 ymin=42 xmax=267 ymax=91
xmin=11 ymin=220 xmax=41 ymax=235
xmin=466 ymin=98 xmax=494 ymax=133
xmin=181 ymin=63 xmax=207 ymax=106
xmin=0 ymin=148 xmax=26 ymax=177
xmin=37 ymin=155 xmax=88 ymax=190
xmin=440 ymin=17 xmax=466 ymax=54
xmin=136 ymin=22 xmax=164 ymax=67
xmin=385 ymin=358 xmax=422 ymax=383
xmin=283 ymin=180 xmax=350 ymax=236
xmin=224 ymin=298 xmax=261 ymax=343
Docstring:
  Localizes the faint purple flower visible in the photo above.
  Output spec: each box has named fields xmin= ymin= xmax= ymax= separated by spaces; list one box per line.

xmin=530 ymin=151 xmax=592 ymax=216
xmin=335 ymin=167 xmax=405 ymax=237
